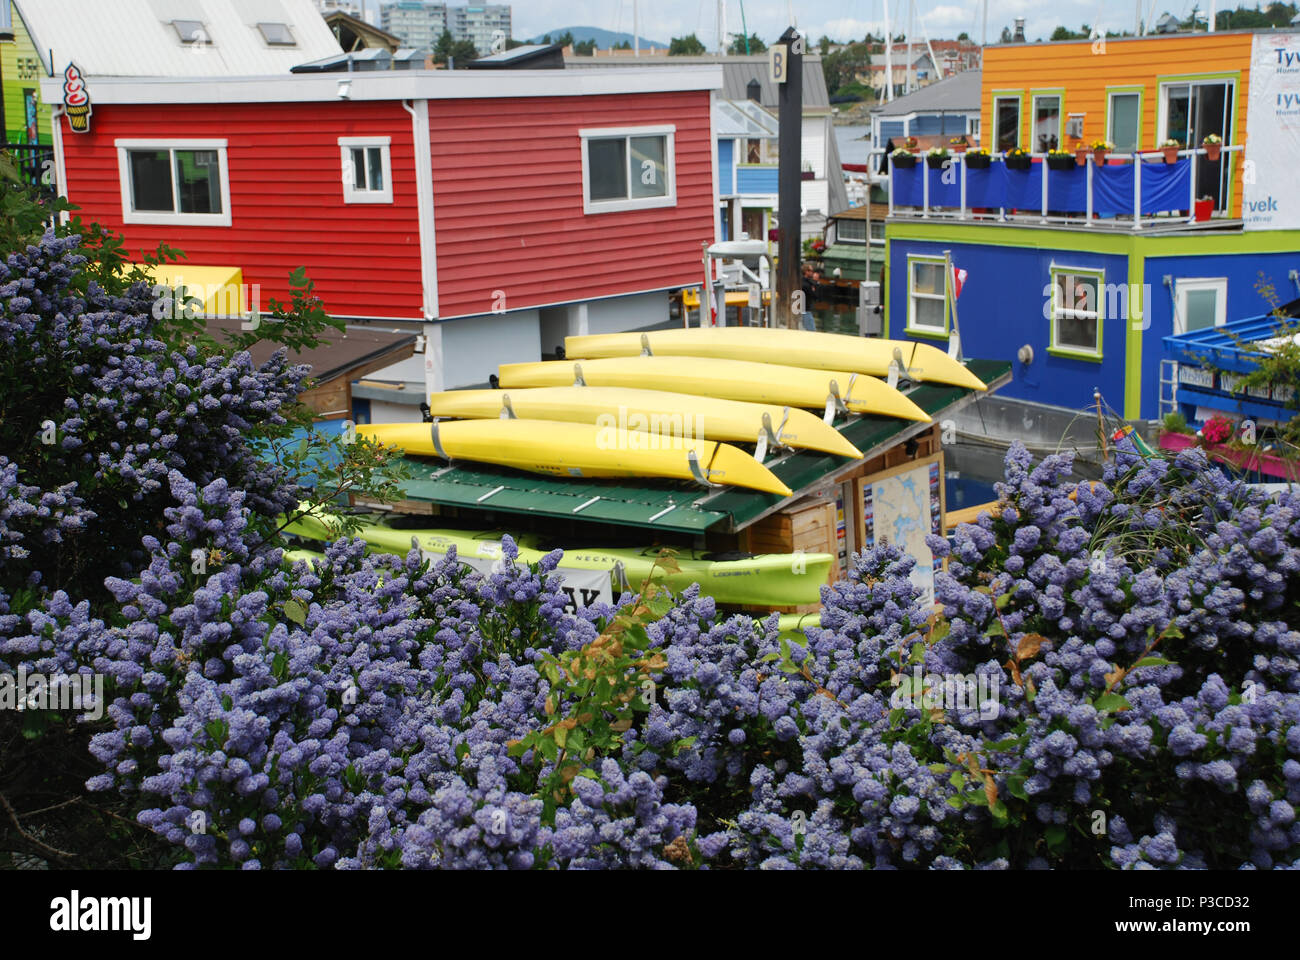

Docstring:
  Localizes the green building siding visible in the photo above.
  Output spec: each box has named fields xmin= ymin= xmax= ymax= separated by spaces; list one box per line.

xmin=1 ymin=1 xmax=52 ymax=146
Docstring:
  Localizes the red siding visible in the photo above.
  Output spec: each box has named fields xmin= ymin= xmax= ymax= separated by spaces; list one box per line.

xmin=58 ymin=101 xmax=425 ymax=320
xmin=57 ymin=88 xmax=716 ymax=323
xmin=427 ymin=91 xmax=715 ymax=319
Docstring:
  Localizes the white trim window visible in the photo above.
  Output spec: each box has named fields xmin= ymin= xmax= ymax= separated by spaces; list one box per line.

xmin=1175 ymin=277 xmax=1227 ymax=334
xmin=1050 ymin=266 xmax=1104 ymax=357
xmin=906 ymin=255 xmax=948 ymax=336
xmin=339 ymin=136 xmax=393 ymax=204
xmin=115 ymin=139 xmax=231 ymax=227
xmin=580 ymin=125 xmax=676 ymax=214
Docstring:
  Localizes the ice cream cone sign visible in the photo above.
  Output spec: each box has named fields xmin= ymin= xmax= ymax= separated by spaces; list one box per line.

xmin=63 ymin=63 xmax=92 ymax=134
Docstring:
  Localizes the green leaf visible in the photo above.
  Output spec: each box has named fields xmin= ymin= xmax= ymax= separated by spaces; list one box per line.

xmin=759 ymin=652 xmax=780 ymax=663
xmin=1045 ymin=825 xmax=1067 ymax=851
xmin=1094 ymin=693 xmax=1132 ymax=714
xmin=1133 ymin=656 xmax=1175 ymax=668
xmin=1006 ymin=775 xmax=1028 ymax=800
xmin=927 ymin=763 xmax=947 ymax=774
xmin=995 ymin=591 xmax=1012 ymax=610
xmin=985 ymin=619 xmax=1005 ymax=638
xmin=946 ymin=795 xmax=966 ymax=809
xmin=283 ymin=599 xmax=306 ymax=626
xmin=910 ymin=641 xmax=925 ymax=663
xmin=948 ymin=771 xmax=965 ymax=789
xmin=990 ymin=799 xmax=1009 ymax=822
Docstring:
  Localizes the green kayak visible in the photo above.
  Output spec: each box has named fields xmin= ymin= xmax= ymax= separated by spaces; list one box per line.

xmin=281 ymin=507 xmax=830 ymax=608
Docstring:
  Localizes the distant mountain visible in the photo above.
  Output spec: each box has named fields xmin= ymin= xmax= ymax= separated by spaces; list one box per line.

xmin=529 ymin=26 xmax=668 ymax=50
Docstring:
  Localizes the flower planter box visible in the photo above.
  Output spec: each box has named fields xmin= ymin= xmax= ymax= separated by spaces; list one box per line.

xmin=925 ymin=155 xmax=949 ymax=169
xmin=1046 ymin=155 xmax=1076 ymax=171
xmin=891 ymin=154 xmax=917 ymax=169
xmin=964 ymin=153 xmax=992 ymax=169
xmin=1004 ymin=154 xmax=1032 ymax=171
xmin=1158 ymin=431 xmax=1300 ymax=481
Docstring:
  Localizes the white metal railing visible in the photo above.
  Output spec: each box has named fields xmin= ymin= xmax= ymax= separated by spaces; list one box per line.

xmin=873 ymin=144 xmax=1244 ymax=230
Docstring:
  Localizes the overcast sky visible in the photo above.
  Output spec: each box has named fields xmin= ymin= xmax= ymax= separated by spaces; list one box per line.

xmin=500 ymin=0 xmax=1212 ymax=46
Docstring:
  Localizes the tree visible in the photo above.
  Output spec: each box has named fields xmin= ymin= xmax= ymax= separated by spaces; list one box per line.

xmin=433 ymin=29 xmax=477 ymax=65
xmin=957 ymin=31 xmax=970 ymax=41
xmin=727 ymin=33 xmax=767 ymax=54
xmin=1050 ymin=24 xmax=1091 ymax=40
xmin=669 ymin=33 xmax=707 ymax=55
xmin=573 ymin=38 xmax=596 ymax=55
xmin=817 ymin=34 xmax=833 ymax=54
xmin=821 ymin=41 xmax=871 ymax=96
xmin=613 ymin=39 xmax=632 ymax=50
xmin=505 ymin=37 xmax=526 ymax=50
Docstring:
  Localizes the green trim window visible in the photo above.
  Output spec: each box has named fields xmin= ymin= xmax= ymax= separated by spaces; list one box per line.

xmin=1049 ymin=266 xmax=1104 ymax=360
xmin=1107 ymin=87 xmax=1143 ymax=152
xmin=993 ymin=94 xmax=1021 ymax=152
xmin=906 ymin=255 xmax=949 ymax=338
xmin=1031 ymin=91 xmax=1063 ymax=152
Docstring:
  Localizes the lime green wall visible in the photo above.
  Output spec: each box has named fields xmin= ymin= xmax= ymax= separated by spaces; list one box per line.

xmin=1 ymin=1 xmax=51 ymax=145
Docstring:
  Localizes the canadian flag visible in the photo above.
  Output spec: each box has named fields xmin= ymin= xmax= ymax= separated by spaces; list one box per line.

xmin=951 ymin=265 xmax=968 ymax=300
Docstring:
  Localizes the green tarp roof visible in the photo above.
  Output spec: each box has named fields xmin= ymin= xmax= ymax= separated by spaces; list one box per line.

xmin=386 ymin=359 xmax=1012 ymax=534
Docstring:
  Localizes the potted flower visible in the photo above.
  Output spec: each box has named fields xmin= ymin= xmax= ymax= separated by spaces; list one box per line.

xmin=1160 ymin=138 xmax=1182 ymax=164
xmin=801 ymin=162 xmax=816 ymax=181
xmin=926 ymin=146 xmax=950 ymax=169
xmin=1046 ymin=148 xmax=1077 ymax=171
xmin=1004 ymin=146 xmax=1032 ymax=171
xmin=1091 ymin=138 xmax=1115 ymax=164
xmin=1074 ymin=143 xmax=1090 ymax=166
xmin=891 ymin=147 xmax=917 ymax=168
xmin=948 ymin=135 xmax=969 ymax=154
xmin=904 ymin=136 xmax=919 ymax=150
xmin=1199 ymin=414 xmax=1234 ymax=446
xmin=1202 ymin=133 xmax=1223 ymax=162
xmin=964 ymin=146 xmax=992 ymax=169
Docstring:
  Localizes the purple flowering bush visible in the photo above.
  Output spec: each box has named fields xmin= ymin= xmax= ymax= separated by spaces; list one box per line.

xmin=3 ymin=229 xmax=1298 ymax=869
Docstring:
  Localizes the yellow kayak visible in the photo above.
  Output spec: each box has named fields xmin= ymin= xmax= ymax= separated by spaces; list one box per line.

xmin=566 ymin=327 xmax=987 ymax=391
xmin=357 ymin=419 xmax=793 ymax=496
xmin=426 ymin=386 xmax=863 ymax=459
xmin=498 ymin=356 xmax=931 ymax=423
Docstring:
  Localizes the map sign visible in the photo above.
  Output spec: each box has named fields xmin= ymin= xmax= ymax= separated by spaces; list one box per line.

xmin=861 ymin=459 xmax=942 ymax=605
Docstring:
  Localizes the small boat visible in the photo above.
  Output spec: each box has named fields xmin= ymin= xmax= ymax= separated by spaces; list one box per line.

xmin=498 ymin=356 xmax=931 ymax=422
xmin=426 ymin=386 xmax=863 ymax=459
xmin=357 ymin=418 xmax=793 ymax=496
xmin=565 ymin=327 xmax=987 ymax=391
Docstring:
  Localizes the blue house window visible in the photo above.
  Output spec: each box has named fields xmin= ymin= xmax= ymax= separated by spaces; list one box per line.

xmin=1049 ymin=266 xmax=1104 ymax=360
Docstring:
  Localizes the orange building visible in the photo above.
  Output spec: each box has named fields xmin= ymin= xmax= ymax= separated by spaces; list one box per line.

xmin=981 ymin=31 xmax=1254 ymax=216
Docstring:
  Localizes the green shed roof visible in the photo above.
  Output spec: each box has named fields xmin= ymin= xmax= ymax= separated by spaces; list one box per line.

xmin=384 ymin=358 xmax=1012 ymax=534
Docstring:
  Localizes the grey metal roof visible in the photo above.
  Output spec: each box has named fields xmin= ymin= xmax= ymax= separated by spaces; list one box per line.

xmin=872 ymin=69 xmax=981 ymax=117
xmin=564 ymin=54 xmax=831 ymax=110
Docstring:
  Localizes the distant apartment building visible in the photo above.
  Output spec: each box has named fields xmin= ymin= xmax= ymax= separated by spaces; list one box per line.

xmin=380 ymin=1 xmax=448 ymax=52
xmin=449 ymin=4 xmax=511 ymax=54
xmin=315 ymin=0 xmax=364 ymax=16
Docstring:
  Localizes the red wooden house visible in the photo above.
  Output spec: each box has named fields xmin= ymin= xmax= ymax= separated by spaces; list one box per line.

xmin=41 ymin=68 xmax=723 ymax=416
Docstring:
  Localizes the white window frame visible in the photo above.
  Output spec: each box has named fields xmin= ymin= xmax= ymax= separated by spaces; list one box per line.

xmin=1106 ymin=91 xmax=1142 ymax=152
xmin=1049 ymin=265 xmax=1105 ymax=360
xmin=115 ymin=139 xmax=231 ymax=227
xmin=339 ymin=136 xmax=393 ymax=205
xmin=579 ymin=124 xmax=676 ymax=215
xmin=906 ymin=254 xmax=949 ymax=338
xmin=1175 ymin=277 xmax=1228 ymax=335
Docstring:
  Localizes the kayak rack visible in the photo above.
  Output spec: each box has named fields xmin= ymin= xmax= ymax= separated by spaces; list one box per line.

xmin=754 ymin=407 xmax=792 ymax=463
xmin=824 ymin=375 xmax=861 ymax=423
